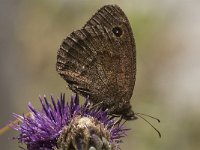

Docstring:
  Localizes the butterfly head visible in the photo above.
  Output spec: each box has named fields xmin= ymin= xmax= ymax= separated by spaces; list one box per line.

xmin=122 ymin=107 xmax=138 ymax=120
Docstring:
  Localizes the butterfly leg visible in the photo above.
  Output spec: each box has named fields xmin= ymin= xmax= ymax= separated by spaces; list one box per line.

xmin=69 ymin=84 xmax=92 ymax=98
xmin=90 ymin=101 xmax=104 ymax=110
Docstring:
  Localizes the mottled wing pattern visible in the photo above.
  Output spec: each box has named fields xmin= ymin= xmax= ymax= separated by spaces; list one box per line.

xmin=56 ymin=5 xmax=136 ymax=117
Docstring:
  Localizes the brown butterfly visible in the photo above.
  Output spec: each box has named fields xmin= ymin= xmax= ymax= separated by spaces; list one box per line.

xmin=0 ymin=5 xmax=161 ymax=138
xmin=56 ymin=5 xmax=136 ymax=120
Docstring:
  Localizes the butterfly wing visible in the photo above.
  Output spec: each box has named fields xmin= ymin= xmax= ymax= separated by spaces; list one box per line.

xmin=56 ymin=5 xmax=136 ymax=116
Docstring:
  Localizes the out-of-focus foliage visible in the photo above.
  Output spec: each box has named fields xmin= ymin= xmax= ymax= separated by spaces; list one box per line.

xmin=1 ymin=0 xmax=200 ymax=150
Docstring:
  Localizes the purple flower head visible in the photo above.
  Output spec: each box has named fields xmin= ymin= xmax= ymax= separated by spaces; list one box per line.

xmin=13 ymin=94 xmax=128 ymax=150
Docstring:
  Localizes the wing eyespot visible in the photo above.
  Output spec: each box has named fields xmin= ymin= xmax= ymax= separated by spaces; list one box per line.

xmin=112 ymin=26 xmax=123 ymax=37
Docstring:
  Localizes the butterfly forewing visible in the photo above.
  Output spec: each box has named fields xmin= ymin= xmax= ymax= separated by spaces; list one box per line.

xmin=56 ymin=5 xmax=136 ymax=120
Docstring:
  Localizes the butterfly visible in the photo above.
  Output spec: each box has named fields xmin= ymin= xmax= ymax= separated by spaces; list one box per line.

xmin=56 ymin=5 xmax=137 ymax=120
xmin=0 ymin=5 xmax=161 ymax=138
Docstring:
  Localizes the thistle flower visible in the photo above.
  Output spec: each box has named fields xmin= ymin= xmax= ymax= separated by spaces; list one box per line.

xmin=13 ymin=94 xmax=129 ymax=150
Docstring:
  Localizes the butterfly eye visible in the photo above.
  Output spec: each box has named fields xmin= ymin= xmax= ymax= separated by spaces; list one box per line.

xmin=112 ymin=26 xmax=123 ymax=37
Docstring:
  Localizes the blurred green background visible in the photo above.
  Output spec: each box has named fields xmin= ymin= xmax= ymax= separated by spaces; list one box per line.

xmin=1 ymin=0 xmax=200 ymax=149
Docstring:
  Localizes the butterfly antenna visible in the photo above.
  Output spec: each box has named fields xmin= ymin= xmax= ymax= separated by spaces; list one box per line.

xmin=136 ymin=112 xmax=160 ymax=123
xmin=136 ymin=113 xmax=161 ymax=138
